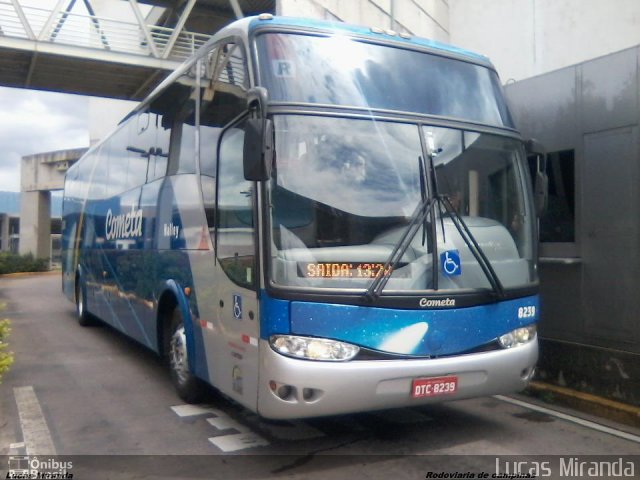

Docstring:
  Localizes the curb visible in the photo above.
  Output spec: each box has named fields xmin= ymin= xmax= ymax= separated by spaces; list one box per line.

xmin=0 ymin=270 xmax=61 ymax=278
xmin=527 ymin=381 xmax=640 ymax=428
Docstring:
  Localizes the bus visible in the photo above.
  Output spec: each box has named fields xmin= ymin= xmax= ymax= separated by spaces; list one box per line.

xmin=62 ymin=14 xmax=542 ymax=419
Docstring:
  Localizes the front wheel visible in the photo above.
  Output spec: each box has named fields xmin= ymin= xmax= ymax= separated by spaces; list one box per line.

xmin=169 ymin=308 xmax=205 ymax=403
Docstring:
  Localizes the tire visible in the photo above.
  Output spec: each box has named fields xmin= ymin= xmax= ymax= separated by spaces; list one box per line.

xmin=168 ymin=307 xmax=205 ymax=403
xmin=76 ymin=279 xmax=94 ymax=327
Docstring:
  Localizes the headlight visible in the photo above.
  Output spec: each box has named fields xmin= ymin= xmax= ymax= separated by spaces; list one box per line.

xmin=270 ymin=335 xmax=360 ymax=361
xmin=498 ymin=325 xmax=537 ymax=349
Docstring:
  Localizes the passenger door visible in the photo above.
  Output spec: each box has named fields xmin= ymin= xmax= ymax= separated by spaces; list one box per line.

xmin=199 ymin=41 xmax=260 ymax=410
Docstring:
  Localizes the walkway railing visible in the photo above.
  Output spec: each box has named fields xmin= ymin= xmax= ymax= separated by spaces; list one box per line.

xmin=0 ymin=1 xmax=211 ymax=62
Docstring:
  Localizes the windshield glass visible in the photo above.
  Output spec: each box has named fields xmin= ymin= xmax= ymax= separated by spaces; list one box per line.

xmin=426 ymin=126 xmax=535 ymax=291
xmin=256 ymin=33 xmax=514 ymax=128
xmin=268 ymin=116 xmax=536 ymax=294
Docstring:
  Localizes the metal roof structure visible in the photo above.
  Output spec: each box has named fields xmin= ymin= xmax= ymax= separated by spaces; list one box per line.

xmin=0 ymin=0 xmax=274 ymax=100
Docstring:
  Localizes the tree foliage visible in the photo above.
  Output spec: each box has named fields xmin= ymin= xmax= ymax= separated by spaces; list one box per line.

xmin=0 ymin=252 xmax=49 ymax=275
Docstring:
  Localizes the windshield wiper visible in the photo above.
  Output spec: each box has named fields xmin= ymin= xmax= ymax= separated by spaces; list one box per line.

xmin=425 ymin=145 xmax=504 ymax=300
xmin=364 ymin=194 xmax=435 ymax=301
xmin=439 ymin=194 xmax=505 ymax=299
xmin=364 ymin=153 xmax=505 ymax=302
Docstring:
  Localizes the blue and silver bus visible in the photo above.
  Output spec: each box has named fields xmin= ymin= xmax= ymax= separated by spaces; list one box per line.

xmin=62 ymin=14 xmax=541 ymax=419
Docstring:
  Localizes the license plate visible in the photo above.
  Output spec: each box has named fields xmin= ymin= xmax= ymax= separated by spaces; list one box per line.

xmin=411 ymin=375 xmax=458 ymax=398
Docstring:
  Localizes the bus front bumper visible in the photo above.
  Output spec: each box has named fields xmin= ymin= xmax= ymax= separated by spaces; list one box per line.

xmin=256 ymin=339 xmax=538 ymax=419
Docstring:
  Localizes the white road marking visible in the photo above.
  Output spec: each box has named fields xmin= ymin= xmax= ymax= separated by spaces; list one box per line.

xmin=172 ymin=404 xmax=326 ymax=449
xmin=8 ymin=441 xmax=26 ymax=455
xmin=206 ymin=413 xmax=269 ymax=450
xmin=13 ymin=386 xmax=56 ymax=455
xmin=171 ymin=404 xmax=270 ymax=451
xmin=207 ymin=416 xmax=250 ymax=433
xmin=170 ymin=404 xmax=225 ymax=417
xmin=495 ymin=395 xmax=640 ymax=444
xmin=208 ymin=432 xmax=269 ymax=452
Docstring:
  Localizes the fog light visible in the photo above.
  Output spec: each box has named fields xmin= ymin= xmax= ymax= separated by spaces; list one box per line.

xmin=499 ymin=325 xmax=537 ymax=349
xmin=277 ymin=385 xmax=293 ymax=400
xmin=270 ymin=335 xmax=359 ymax=361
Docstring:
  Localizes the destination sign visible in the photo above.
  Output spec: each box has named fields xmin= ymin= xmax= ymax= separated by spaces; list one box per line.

xmin=298 ymin=262 xmax=408 ymax=279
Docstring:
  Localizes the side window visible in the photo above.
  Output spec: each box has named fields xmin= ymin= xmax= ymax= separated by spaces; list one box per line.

xmin=127 ymin=111 xmax=153 ymax=188
xmin=152 ymin=113 xmax=170 ymax=181
xmin=167 ymin=67 xmax=199 ymax=175
xmin=77 ymin=151 xmax=94 ymax=200
xmin=87 ymin=148 xmax=106 ymax=200
xmin=137 ymin=72 xmax=197 ymax=183
xmin=200 ymin=42 xmax=249 ymax=246
xmin=216 ymin=119 xmax=255 ymax=290
xmin=200 ymin=41 xmax=248 ymax=176
xmin=529 ymin=149 xmax=575 ymax=242
xmin=105 ymin=125 xmax=130 ymax=196
xmin=205 ymin=42 xmax=248 ymax=122
xmin=171 ymin=99 xmax=197 ymax=174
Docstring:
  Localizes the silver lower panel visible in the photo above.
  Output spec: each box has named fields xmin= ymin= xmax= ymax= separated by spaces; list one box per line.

xmin=256 ymin=339 xmax=538 ymax=419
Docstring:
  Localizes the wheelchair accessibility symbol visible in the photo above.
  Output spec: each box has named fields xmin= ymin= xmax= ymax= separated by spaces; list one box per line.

xmin=233 ymin=294 xmax=242 ymax=320
xmin=440 ymin=250 xmax=461 ymax=276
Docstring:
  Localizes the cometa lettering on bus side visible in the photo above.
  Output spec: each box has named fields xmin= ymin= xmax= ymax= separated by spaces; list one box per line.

xmin=105 ymin=206 xmax=143 ymax=241
xmin=420 ymin=298 xmax=456 ymax=308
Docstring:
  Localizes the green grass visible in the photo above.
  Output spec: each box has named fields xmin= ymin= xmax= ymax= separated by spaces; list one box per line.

xmin=0 ymin=303 xmax=13 ymax=382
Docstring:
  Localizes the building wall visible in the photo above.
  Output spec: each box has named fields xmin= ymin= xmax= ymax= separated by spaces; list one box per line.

xmin=277 ymin=0 xmax=450 ymax=42
xmin=449 ymin=0 xmax=640 ymax=82
xmin=505 ymin=46 xmax=640 ymax=352
xmin=505 ymin=46 xmax=640 ymax=404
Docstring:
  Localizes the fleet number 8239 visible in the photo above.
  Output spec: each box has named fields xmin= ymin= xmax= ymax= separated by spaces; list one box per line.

xmin=517 ymin=306 xmax=536 ymax=319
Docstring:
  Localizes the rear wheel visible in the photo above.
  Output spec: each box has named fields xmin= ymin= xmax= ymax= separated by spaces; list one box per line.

xmin=169 ymin=308 xmax=205 ymax=403
xmin=75 ymin=279 xmax=94 ymax=326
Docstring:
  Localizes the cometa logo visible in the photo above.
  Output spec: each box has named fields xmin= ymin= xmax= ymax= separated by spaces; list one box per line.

xmin=419 ymin=297 xmax=456 ymax=308
xmin=105 ymin=206 xmax=143 ymax=241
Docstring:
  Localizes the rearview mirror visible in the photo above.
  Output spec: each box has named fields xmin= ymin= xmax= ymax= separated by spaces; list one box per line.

xmin=243 ymin=87 xmax=273 ymax=181
xmin=243 ymin=117 xmax=273 ymax=181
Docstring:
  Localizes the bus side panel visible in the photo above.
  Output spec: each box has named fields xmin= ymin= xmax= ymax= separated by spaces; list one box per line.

xmin=61 ymin=199 xmax=80 ymax=303
xmin=97 ymin=184 xmax=160 ymax=348
xmin=156 ymin=175 xmax=211 ymax=382
xmin=162 ymin=174 xmax=260 ymax=413
xmin=210 ymin=259 xmax=260 ymax=414
xmin=82 ymin=202 xmax=106 ymax=322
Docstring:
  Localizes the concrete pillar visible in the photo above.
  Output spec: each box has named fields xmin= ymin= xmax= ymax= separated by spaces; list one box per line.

xmin=19 ymin=191 xmax=51 ymax=259
xmin=0 ymin=214 xmax=9 ymax=252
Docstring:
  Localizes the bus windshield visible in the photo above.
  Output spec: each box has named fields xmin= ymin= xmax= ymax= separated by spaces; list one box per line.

xmin=256 ymin=32 xmax=514 ymax=128
xmin=268 ymin=116 xmax=535 ymax=294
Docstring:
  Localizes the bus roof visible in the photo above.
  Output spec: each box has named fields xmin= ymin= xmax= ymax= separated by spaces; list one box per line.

xmin=247 ymin=14 xmax=490 ymax=65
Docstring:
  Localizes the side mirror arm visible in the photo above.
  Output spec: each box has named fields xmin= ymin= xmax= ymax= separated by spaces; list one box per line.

xmin=525 ymin=139 xmax=548 ymax=217
xmin=247 ymin=87 xmax=269 ymax=120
